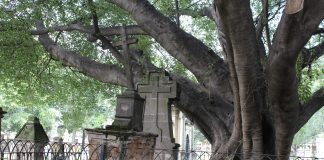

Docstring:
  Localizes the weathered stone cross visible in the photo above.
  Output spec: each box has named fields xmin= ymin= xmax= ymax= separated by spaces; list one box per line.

xmin=137 ymin=71 xmax=178 ymax=150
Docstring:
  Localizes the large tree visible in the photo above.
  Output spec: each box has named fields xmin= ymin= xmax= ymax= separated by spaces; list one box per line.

xmin=1 ymin=0 xmax=323 ymax=159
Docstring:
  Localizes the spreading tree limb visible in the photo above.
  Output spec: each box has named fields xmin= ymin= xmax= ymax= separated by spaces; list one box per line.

xmin=31 ymin=24 xmax=146 ymax=36
xmin=35 ymin=21 xmax=128 ymax=86
xmin=301 ymin=41 xmax=324 ymax=69
xmin=297 ymin=88 xmax=324 ymax=132
xmin=109 ymin=0 xmax=233 ymax=101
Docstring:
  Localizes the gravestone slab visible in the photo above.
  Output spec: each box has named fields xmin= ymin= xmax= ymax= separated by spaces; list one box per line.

xmin=15 ymin=116 xmax=49 ymax=142
xmin=137 ymin=71 xmax=179 ymax=151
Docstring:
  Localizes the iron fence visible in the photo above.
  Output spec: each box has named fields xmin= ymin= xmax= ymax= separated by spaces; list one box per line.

xmin=0 ymin=139 xmax=323 ymax=160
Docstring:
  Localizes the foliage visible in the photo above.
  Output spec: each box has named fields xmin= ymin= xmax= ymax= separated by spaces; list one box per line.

xmin=293 ymin=107 xmax=324 ymax=145
xmin=192 ymin=125 xmax=209 ymax=150
xmin=293 ymin=57 xmax=324 ymax=145
xmin=0 ymin=0 xmax=126 ymax=133
xmin=297 ymin=59 xmax=323 ymax=103
xmin=1 ymin=108 xmax=31 ymax=133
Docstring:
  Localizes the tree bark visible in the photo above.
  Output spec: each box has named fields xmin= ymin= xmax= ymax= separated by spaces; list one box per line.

xmin=268 ymin=0 xmax=324 ymax=159
xmin=213 ymin=0 xmax=265 ymax=159
xmin=31 ymin=24 xmax=146 ymax=36
xmin=35 ymin=22 xmax=129 ymax=87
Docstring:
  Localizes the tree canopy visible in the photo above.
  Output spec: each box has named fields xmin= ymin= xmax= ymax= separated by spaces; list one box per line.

xmin=0 ymin=0 xmax=323 ymax=159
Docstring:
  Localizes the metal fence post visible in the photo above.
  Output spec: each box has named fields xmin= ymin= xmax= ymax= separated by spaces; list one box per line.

xmin=185 ymin=134 xmax=189 ymax=160
xmin=58 ymin=138 xmax=64 ymax=160
xmin=0 ymin=108 xmax=7 ymax=160
xmin=99 ymin=141 xmax=107 ymax=160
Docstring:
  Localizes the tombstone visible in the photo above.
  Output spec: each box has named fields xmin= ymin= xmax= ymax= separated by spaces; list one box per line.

xmin=110 ymin=89 xmax=145 ymax=131
xmin=86 ymin=89 xmax=157 ymax=160
xmin=15 ymin=116 xmax=49 ymax=160
xmin=137 ymin=71 xmax=179 ymax=152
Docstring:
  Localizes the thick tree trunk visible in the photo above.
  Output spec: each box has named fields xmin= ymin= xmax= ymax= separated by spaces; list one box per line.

xmin=212 ymin=0 xmax=265 ymax=159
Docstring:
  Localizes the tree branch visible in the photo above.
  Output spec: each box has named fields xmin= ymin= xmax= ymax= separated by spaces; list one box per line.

xmin=109 ymin=0 xmax=233 ymax=101
xmin=31 ymin=24 xmax=146 ymax=36
xmin=270 ymin=0 xmax=324 ymax=61
xmin=35 ymin=21 xmax=128 ymax=86
xmin=87 ymin=0 xmax=125 ymax=64
xmin=313 ymin=28 xmax=324 ymax=35
xmin=255 ymin=0 xmax=269 ymax=67
xmin=172 ymin=6 xmax=215 ymax=20
xmin=268 ymin=0 xmax=324 ymax=158
xmin=296 ymin=88 xmax=324 ymax=132
xmin=170 ymin=74 xmax=233 ymax=147
xmin=268 ymin=1 xmax=285 ymax=21
xmin=301 ymin=41 xmax=324 ymax=69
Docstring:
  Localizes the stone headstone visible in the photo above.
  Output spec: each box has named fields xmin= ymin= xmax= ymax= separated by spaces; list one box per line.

xmin=110 ymin=89 xmax=145 ymax=131
xmin=15 ymin=116 xmax=49 ymax=142
xmin=15 ymin=116 xmax=49 ymax=160
xmin=137 ymin=71 xmax=179 ymax=151
xmin=85 ymin=85 xmax=158 ymax=160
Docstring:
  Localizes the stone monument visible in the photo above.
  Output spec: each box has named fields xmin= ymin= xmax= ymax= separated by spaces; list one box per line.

xmin=86 ymin=90 xmax=157 ymax=160
xmin=15 ymin=116 xmax=49 ymax=160
xmin=110 ymin=89 xmax=145 ymax=131
xmin=86 ymin=26 xmax=160 ymax=160
xmin=137 ymin=71 xmax=179 ymax=151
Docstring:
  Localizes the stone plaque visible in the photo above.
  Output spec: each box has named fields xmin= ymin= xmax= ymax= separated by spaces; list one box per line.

xmin=116 ymin=103 xmax=131 ymax=118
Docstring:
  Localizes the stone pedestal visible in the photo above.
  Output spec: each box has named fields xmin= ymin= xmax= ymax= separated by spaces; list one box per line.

xmin=110 ymin=90 xmax=145 ymax=131
xmin=86 ymin=129 xmax=157 ymax=160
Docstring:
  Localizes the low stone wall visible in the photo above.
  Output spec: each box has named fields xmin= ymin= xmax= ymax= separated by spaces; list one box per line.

xmin=86 ymin=129 xmax=158 ymax=160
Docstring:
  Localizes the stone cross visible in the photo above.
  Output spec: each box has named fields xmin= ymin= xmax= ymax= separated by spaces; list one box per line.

xmin=137 ymin=71 xmax=178 ymax=150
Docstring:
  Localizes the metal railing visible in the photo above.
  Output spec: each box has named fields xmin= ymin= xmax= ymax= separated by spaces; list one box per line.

xmin=0 ymin=139 xmax=323 ymax=160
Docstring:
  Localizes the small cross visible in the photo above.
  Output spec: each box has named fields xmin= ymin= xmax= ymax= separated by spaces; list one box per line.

xmin=138 ymin=75 xmax=172 ymax=99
